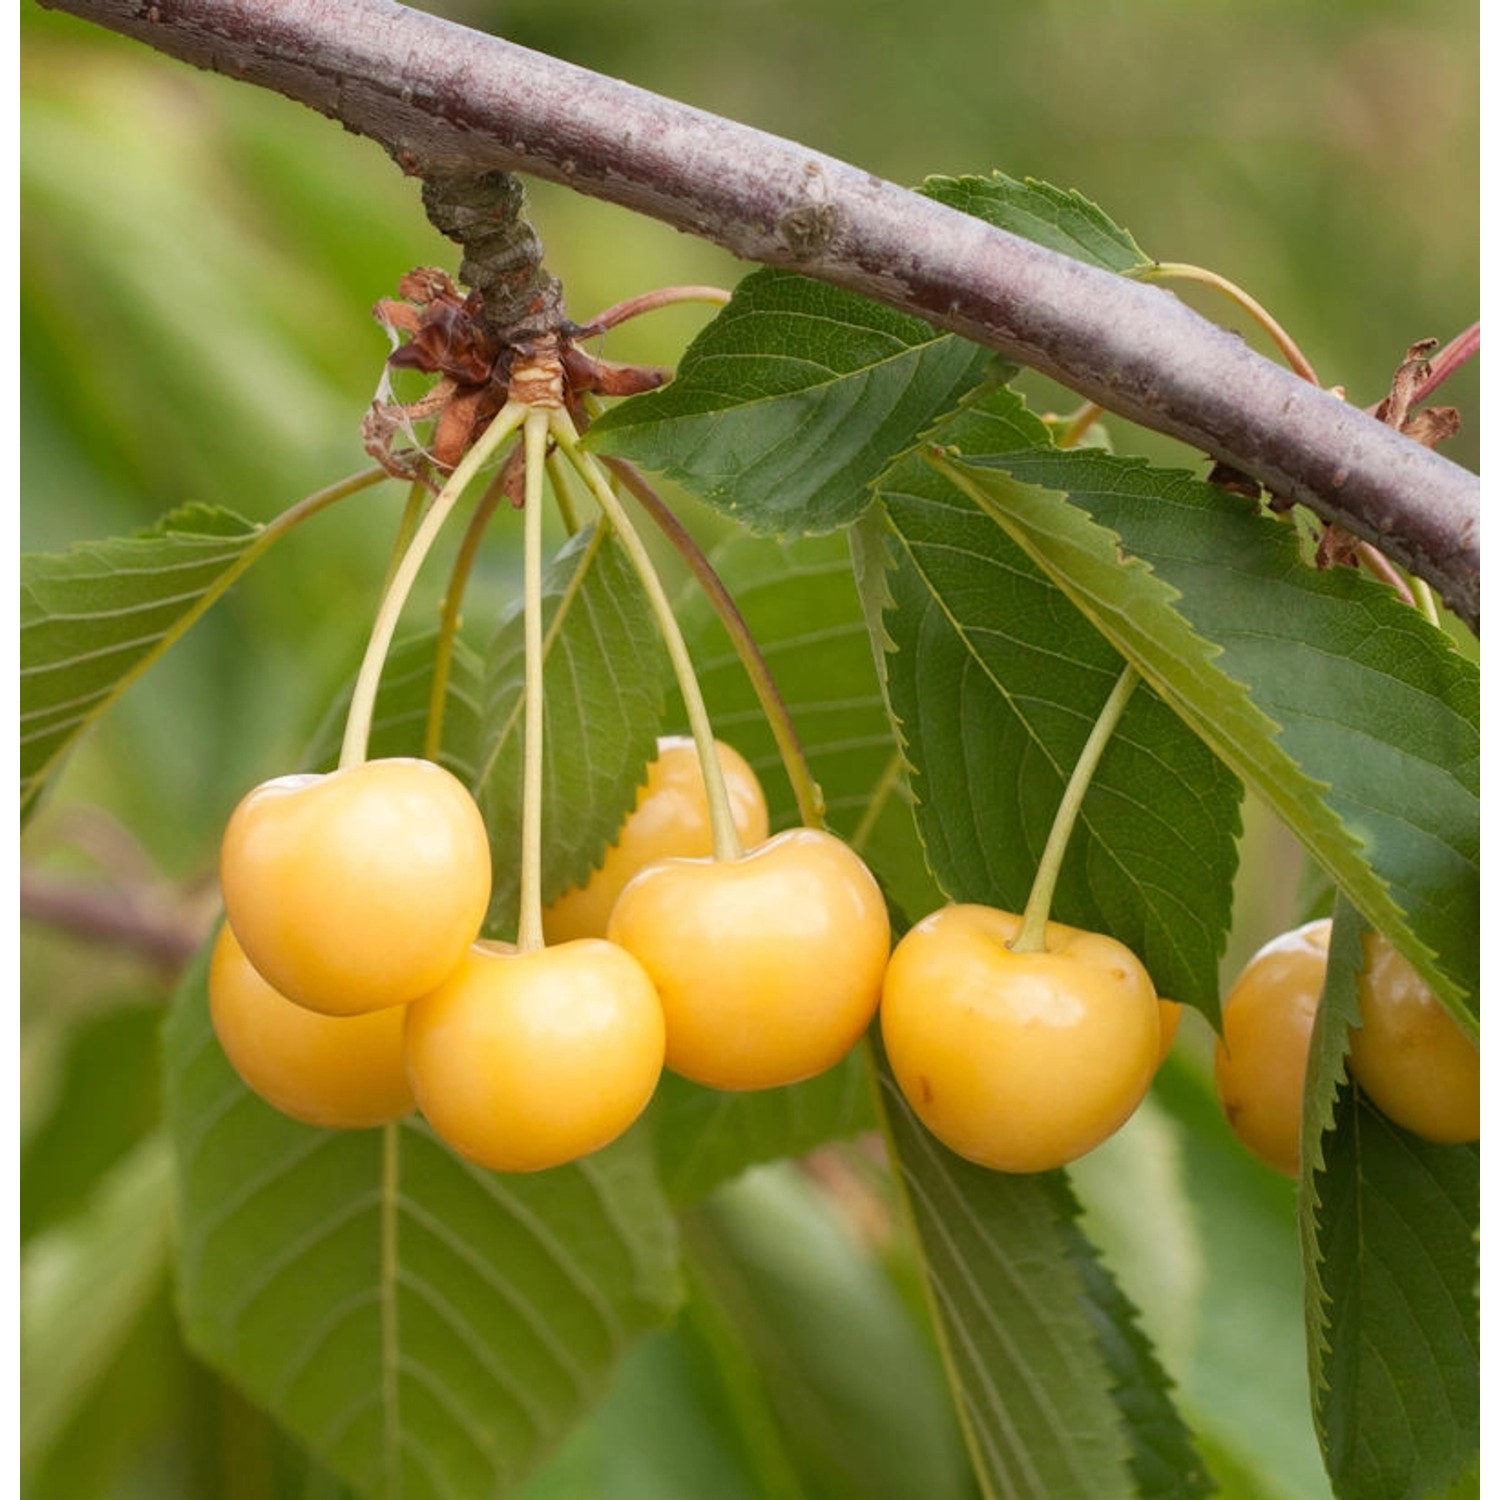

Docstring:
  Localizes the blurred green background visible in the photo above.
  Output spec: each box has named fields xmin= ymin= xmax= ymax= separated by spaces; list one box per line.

xmin=21 ymin=0 xmax=1476 ymax=1495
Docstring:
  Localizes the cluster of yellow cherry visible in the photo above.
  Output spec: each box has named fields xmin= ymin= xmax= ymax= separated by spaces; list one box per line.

xmin=209 ymin=734 xmax=1476 ymax=1179
xmin=209 ymin=739 xmax=889 ymax=1173
xmin=208 ymin=729 xmax=1185 ymax=1175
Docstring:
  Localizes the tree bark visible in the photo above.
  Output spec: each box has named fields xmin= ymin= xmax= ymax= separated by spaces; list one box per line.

xmin=37 ymin=0 xmax=1480 ymax=628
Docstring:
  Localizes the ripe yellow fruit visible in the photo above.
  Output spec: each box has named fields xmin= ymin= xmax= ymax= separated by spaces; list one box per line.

xmin=219 ymin=757 xmax=491 ymax=1015
xmin=607 ymin=827 xmax=889 ymax=1090
xmin=1157 ymin=999 xmax=1184 ymax=1066
xmin=1349 ymin=931 xmax=1478 ymax=1144
xmin=543 ymin=736 xmax=769 ymax=943
xmin=208 ymin=925 xmax=414 ymax=1129
xmin=1213 ymin=919 xmax=1330 ymax=1177
xmin=880 ymin=904 xmax=1160 ymax=1173
xmin=404 ymin=940 xmax=665 ymax=1172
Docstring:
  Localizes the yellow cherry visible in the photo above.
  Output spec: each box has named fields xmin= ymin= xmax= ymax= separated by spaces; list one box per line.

xmin=1349 ymin=931 xmax=1478 ymax=1144
xmin=208 ymin=924 xmax=414 ymax=1129
xmin=404 ymin=939 xmax=665 ymax=1173
xmin=606 ymin=827 xmax=890 ymax=1091
xmin=1214 ymin=918 xmax=1330 ymax=1177
xmin=219 ymin=757 xmax=491 ymax=1016
xmin=543 ymin=736 xmax=769 ymax=943
xmin=880 ymin=903 xmax=1159 ymax=1173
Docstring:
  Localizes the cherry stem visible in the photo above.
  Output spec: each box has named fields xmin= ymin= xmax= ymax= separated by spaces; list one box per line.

xmin=1410 ymin=577 xmax=1442 ymax=628
xmin=339 ymin=401 xmax=527 ymax=770
xmin=1351 ymin=541 xmax=1415 ymax=609
xmin=603 ymin=454 xmax=827 ymax=831
xmin=423 ymin=466 xmax=510 ymax=760
xmin=468 ymin=524 xmax=609 ymax=796
xmin=515 ymin=407 xmax=553 ymax=954
xmin=545 ymin=447 xmax=583 ymax=534
xmin=847 ymin=747 xmax=904 ymax=854
xmin=1136 ymin=262 xmax=1320 ymax=387
xmin=1012 ymin=663 xmax=1140 ymax=954
xmin=550 ymin=410 xmax=743 ymax=862
xmin=576 ymin=285 xmax=732 ymax=337
xmin=1057 ymin=403 xmax=1107 ymax=450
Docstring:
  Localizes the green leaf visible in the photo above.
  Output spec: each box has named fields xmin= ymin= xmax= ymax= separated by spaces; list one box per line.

xmin=586 ymin=269 xmax=997 ymax=535
xmin=1436 ymin=1461 xmax=1480 ymax=1500
xmin=514 ymin=1317 xmax=775 ymax=1500
xmin=303 ymin=626 xmax=486 ymax=785
xmin=874 ymin=1040 xmax=1143 ymax=1499
xmin=1150 ymin=1058 xmax=1331 ymax=1500
xmin=649 ymin=1054 xmax=875 ymax=1208
xmin=21 ymin=1001 xmax=162 ymax=1243
xmin=1069 ymin=1098 xmax=1203 ymax=1398
xmin=920 ymin=173 xmax=1150 ymax=274
xmin=476 ymin=524 xmax=667 ymax=936
xmin=1317 ymin=1104 xmax=1479 ymax=1500
xmin=1301 ymin=901 xmax=1479 ymax=1500
xmin=164 ymin=942 xmax=682 ymax=1500
xmin=685 ymin=1163 xmax=976 ymax=1500
xmin=20 ymin=1134 xmax=173 ymax=1471
xmin=1064 ymin=1211 xmax=1211 ymax=1500
xmin=21 ymin=503 xmax=265 ymax=816
xmin=868 ymin=392 xmax=1241 ymax=1020
xmin=939 ymin=446 xmax=1478 ymax=1025
xmin=1298 ymin=898 xmax=1366 ymax=1389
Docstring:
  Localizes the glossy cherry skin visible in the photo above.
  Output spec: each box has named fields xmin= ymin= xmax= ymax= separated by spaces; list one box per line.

xmin=543 ymin=736 xmax=770 ymax=944
xmin=880 ymin=904 xmax=1160 ymax=1173
xmin=404 ymin=940 xmax=666 ymax=1173
xmin=219 ymin=757 xmax=491 ymax=1016
xmin=606 ymin=827 xmax=891 ymax=1091
xmin=208 ymin=925 xmax=414 ymax=1129
xmin=1213 ymin=918 xmax=1330 ymax=1177
xmin=1157 ymin=999 xmax=1184 ymax=1066
xmin=1349 ymin=931 xmax=1478 ymax=1143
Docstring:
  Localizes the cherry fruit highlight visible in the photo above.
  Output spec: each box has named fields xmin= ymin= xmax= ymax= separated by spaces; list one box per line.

xmin=881 ymin=903 xmax=1160 ymax=1174
xmin=607 ymin=827 xmax=890 ymax=1091
xmin=219 ymin=757 xmax=491 ymax=1016
xmin=405 ymin=939 xmax=666 ymax=1172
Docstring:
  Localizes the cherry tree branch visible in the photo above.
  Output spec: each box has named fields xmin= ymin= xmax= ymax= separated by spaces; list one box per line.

xmin=21 ymin=867 xmax=208 ymax=973
xmin=37 ymin=0 xmax=1480 ymax=628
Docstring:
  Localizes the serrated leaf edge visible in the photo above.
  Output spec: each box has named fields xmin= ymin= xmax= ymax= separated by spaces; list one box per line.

xmin=918 ymin=172 xmax=1151 ymax=273
xmin=1297 ymin=897 xmax=1365 ymax=1429
xmin=935 ymin=452 xmax=1469 ymax=1027
xmin=20 ymin=506 xmax=269 ymax=815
